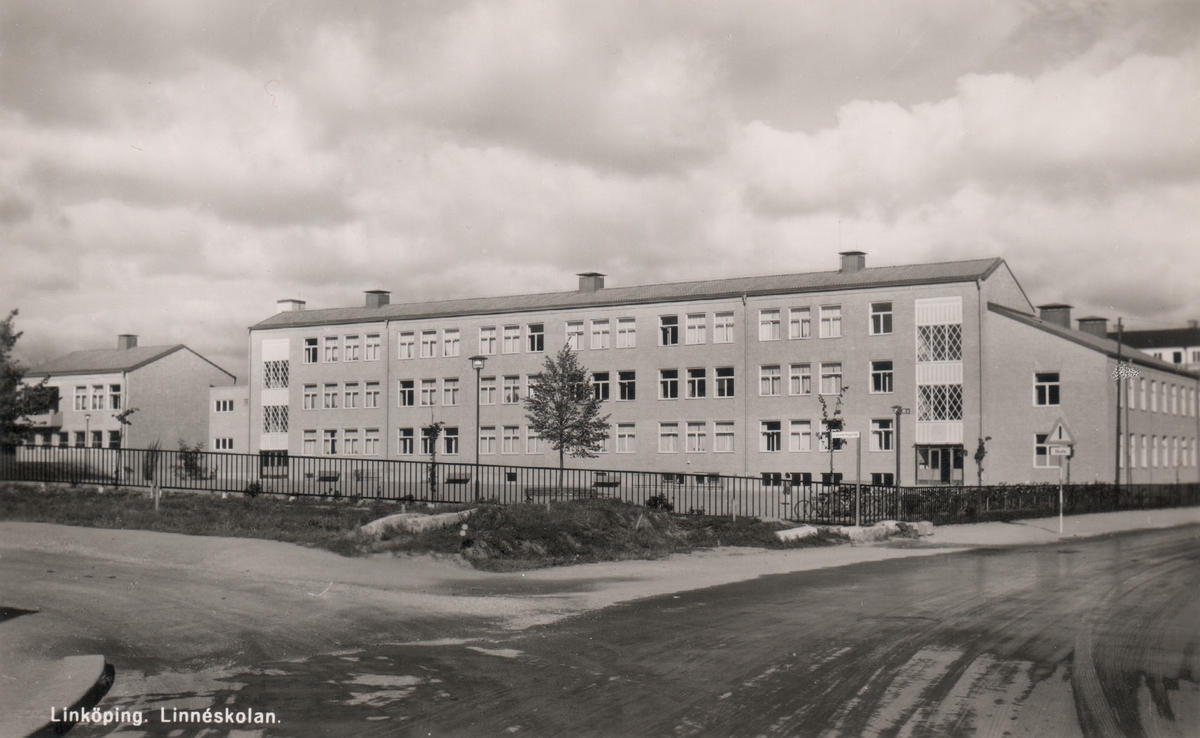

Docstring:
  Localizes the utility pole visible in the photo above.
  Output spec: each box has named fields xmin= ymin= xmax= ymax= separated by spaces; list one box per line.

xmin=1115 ymin=317 xmax=1123 ymax=487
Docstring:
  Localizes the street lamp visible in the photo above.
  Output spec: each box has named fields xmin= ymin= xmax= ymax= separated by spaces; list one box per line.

xmin=890 ymin=405 xmax=910 ymax=487
xmin=469 ymin=355 xmax=487 ymax=500
xmin=84 ymin=413 xmax=91 ymax=449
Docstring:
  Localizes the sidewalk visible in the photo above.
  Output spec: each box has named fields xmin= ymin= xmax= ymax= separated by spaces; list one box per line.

xmin=0 ymin=655 xmax=112 ymax=738
xmin=925 ymin=507 xmax=1200 ymax=547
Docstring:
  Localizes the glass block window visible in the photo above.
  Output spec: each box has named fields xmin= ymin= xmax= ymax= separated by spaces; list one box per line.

xmin=917 ymin=384 xmax=964 ymax=421
xmin=263 ymin=360 xmax=289 ymax=389
xmin=916 ymin=324 xmax=962 ymax=362
xmin=262 ymin=405 xmax=288 ymax=433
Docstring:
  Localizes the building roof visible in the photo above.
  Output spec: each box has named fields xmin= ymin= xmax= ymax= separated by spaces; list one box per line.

xmin=253 ymin=257 xmax=1009 ymax=330
xmin=26 ymin=344 xmax=235 ymax=380
xmin=989 ymin=303 xmax=1199 ymax=380
xmin=1106 ymin=327 xmax=1200 ymax=350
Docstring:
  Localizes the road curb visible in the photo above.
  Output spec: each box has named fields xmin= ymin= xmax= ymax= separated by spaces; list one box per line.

xmin=1 ymin=655 xmax=114 ymax=738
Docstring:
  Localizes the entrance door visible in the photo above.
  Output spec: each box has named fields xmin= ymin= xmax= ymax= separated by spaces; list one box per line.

xmin=916 ymin=446 xmax=965 ymax=485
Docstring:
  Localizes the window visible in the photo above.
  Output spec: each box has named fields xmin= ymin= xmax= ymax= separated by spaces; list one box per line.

xmin=716 ymin=367 xmax=735 ymax=397
xmin=502 ymin=326 xmax=520 ymax=354
xmin=759 ymin=309 xmax=781 ymax=341
xmin=91 ymin=385 xmax=105 ymax=410
xmin=760 ymin=365 xmax=781 ymax=396
xmin=871 ymin=361 xmax=894 ymax=394
xmin=480 ymin=377 xmax=496 ymax=405
xmin=323 ymin=384 xmax=339 ymax=409
xmin=215 ymin=399 xmax=235 ymax=412
xmin=714 ymin=422 xmax=735 ymax=452
xmin=918 ymin=385 xmax=963 ymax=421
xmin=304 ymin=338 xmax=319 ymax=363
xmin=502 ymin=426 xmax=520 ymax=455
xmin=442 ymin=378 xmax=459 ymax=406
xmin=687 ymin=368 xmax=706 ymax=398
xmin=660 ymin=315 xmax=679 ymax=346
xmin=420 ymin=331 xmax=437 ymax=358
xmin=1035 ymin=373 xmax=1060 ymax=406
xmin=365 ymin=429 xmax=379 ymax=456
xmin=216 ymin=437 xmax=234 ymax=451
xmin=303 ymin=385 xmax=319 ymax=410
xmin=819 ymin=363 xmax=843 ymax=395
xmin=916 ymin=325 xmax=962 ymax=362
xmin=789 ymin=420 xmax=812 ymax=452
xmin=421 ymin=427 xmax=437 ymax=455
xmin=263 ymin=360 xmax=289 ymax=389
xmin=819 ymin=421 xmax=844 ymax=453
xmin=1034 ymin=434 xmax=1058 ymax=467
xmin=58 ymin=432 xmax=69 ymax=448
xmin=618 ymin=371 xmax=636 ymax=401
xmin=566 ymin=321 xmax=584 ymax=350
xmin=1139 ymin=378 xmax=1146 ymax=409
xmin=761 ymin=472 xmax=783 ymax=487
xmin=591 ymin=320 xmax=610 ymax=349
xmin=870 ymin=302 xmax=893 ymax=335
xmin=344 ymin=335 xmax=360 ymax=362
xmin=871 ymin=473 xmax=895 ymax=486
xmin=74 ymin=431 xmax=85 ymax=448
xmin=593 ymin=372 xmax=610 ymax=401
xmin=479 ymin=327 xmax=496 ymax=355
xmin=789 ymin=308 xmax=811 ymax=340
xmin=713 ymin=312 xmax=735 ymax=343
xmin=616 ymin=424 xmax=636 ymax=453
xmin=344 ymin=382 xmax=359 ymax=409
xmin=660 ymin=369 xmax=679 ymax=399
xmin=871 ymin=419 xmax=893 ymax=451
xmin=109 ymin=385 xmax=122 ymax=410
xmin=344 ymin=429 xmax=360 ymax=455
xmin=74 ymin=386 xmax=86 ymax=411
xmin=790 ymin=364 xmax=811 ymax=396
xmin=398 ymin=428 xmax=414 ymax=455
xmin=303 ymin=430 xmax=317 ymax=455
xmin=420 ymin=379 xmax=437 ymax=406
xmin=365 ymin=382 xmax=380 ymax=408
xmin=398 ymin=332 xmax=415 ymax=359
xmin=1152 ymin=436 xmax=1159 ymax=467
xmin=686 ymin=422 xmax=707 ymax=453
xmin=323 ymin=430 xmax=338 ymax=455
xmin=658 ymin=423 xmax=679 ymax=453
xmin=324 ymin=336 xmax=339 ymax=362
xmin=365 ymin=334 xmax=381 ymax=361
xmin=479 ymin=427 xmax=496 ymax=455
xmin=398 ymin=380 xmax=415 ymax=407
xmin=526 ymin=429 xmax=543 ymax=455
xmin=503 ymin=376 xmax=521 ymax=404
xmin=1171 ymin=385 xmax=1178 ymax=415
xmin=686 ymin=314 xmax=706 ymax=344
xmin=526 ymin=324 xmax=544 ymax=353
xmin=819 ymin=305 xmax=842 ymax=338
xmin=443 ymin=427 xmax=459 ymax=455
xmin=263 ymin=405 xmax=288 ymax=433
xmin=443 ymin=329 xmax=460 ymax=357
xmin=760 ymin=421 xmax=782 ymax=452
xmin=108 ymin=431 xmax=122 ymax=449
xmin=91 ymin=430 xmax=102 ymax=448
xmin=617 ymin=318 xmax=636 ymax=348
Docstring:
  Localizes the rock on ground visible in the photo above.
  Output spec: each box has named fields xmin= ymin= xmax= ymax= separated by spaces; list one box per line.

xmin=361 ymin=509 xmax=475 ymax=538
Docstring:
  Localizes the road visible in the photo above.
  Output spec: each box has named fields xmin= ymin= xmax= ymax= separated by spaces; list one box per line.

xmin=4 ymin=524 xmax=1198 ymax=736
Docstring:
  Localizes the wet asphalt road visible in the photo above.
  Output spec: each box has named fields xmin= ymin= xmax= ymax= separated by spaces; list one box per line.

xmin=85 ymin=525 xmax=1193 ymax=738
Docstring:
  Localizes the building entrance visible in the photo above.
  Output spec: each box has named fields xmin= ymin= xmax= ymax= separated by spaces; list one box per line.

xmin=916 ymin=445 xmax=964 ymax=485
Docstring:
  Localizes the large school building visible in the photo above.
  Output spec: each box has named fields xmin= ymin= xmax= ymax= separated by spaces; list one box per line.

xmin=239 ymin=252 xmax=1199 ymax=486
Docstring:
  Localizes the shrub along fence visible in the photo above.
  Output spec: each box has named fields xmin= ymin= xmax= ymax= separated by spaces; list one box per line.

xmin=2 ymin=445 xmax=1197 ymax=527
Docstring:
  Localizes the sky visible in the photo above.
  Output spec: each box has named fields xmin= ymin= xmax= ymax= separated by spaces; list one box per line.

xmin=3 ymin=0 xmax=1199 ymax=378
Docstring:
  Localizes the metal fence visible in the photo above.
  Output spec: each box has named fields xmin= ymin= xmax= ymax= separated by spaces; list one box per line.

xmin=2 ymin=445 xmax=1197 ymax=527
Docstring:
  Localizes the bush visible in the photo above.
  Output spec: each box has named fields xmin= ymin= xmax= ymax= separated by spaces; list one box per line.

xmin=645 ymin=494 xmax=674 ymax=512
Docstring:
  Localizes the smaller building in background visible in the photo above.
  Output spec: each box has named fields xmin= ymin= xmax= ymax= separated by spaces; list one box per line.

xmin=209 ymin=385 xmax=250 ymax=453
xmin=1110 ymin=321 xmax=1200 ymax=372
xmin=23 ymin=334 xmax=236 ymax=450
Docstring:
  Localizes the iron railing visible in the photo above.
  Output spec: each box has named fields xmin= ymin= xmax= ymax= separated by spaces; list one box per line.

xmin=2 ymin=446 xmax=1197 ymax=527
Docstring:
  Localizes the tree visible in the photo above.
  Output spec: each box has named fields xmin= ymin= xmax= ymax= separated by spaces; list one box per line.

xmin=974 ymin=436 xmax=992 ymax=486
xmin=1 ymin=310 xmax=56 ymax=452
xmin=524 ymin=344 xmax=610 ymax=480
xmin=818 ymin=384 xmax=850 ymax=478
xmin=422 ymin=421 xmax=445 ymax=500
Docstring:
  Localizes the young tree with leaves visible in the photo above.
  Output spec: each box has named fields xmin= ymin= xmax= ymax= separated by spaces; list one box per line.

xmin=818 ymin=384 xmax=850 ymax=478
xmin=1 ymin=310 xmax=56 ymax=452
xmin=524 ymin=344 xmax=610 ymax=489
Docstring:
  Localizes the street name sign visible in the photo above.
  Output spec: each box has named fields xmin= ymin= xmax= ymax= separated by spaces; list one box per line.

xmin=1050 ymin=446 xmax=1073 ymax=456
xmin=831 ymin=431 xmax=860 ymax=439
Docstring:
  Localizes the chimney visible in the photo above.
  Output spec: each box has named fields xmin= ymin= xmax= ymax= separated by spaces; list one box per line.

xmin=577 ymin=272 xmax=606 ymax=293
xmin=1077 ymin=316 xmax=1108 ymax=337
xmin=117 ymin=334 xmax=138 ymax=350
xmin=276 ymin=299 xmax=306 ymax=313
xmin=839 ymin=251 xmax=866 ymax=273
xmin=365 ymin=290 xmax=391 ymax=308
xmin=1037 ymin=303 xmax=1073 ymax=329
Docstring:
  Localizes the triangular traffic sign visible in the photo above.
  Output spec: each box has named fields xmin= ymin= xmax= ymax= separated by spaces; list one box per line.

xmin=1046 ymin=418 xmax=1075 ymax=445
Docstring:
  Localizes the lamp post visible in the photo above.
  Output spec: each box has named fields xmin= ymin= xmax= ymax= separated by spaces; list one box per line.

xmin=84 ymin=413 xmax=91 ymax=448
xmin=890 ymin=405 xmax=910 ymax=487
xmin=469 ymin=355 xmax=487 ymax=500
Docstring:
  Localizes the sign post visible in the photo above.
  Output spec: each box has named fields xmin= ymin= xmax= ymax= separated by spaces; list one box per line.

xmin=1050 ymin=445 xmax=1073 ymax=534
xmin=832 ymin=431 xmax=861 ymax=526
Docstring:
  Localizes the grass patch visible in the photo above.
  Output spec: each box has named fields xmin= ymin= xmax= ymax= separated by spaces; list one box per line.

xmin=1 ymin=483 xmax=845 ymax=569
